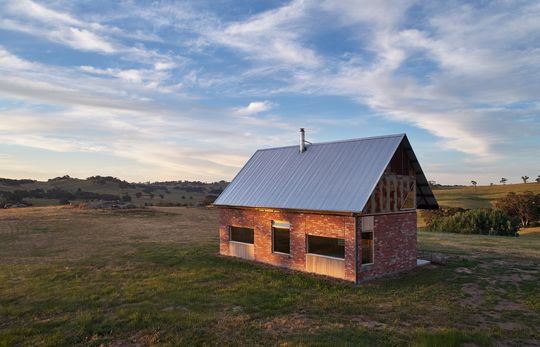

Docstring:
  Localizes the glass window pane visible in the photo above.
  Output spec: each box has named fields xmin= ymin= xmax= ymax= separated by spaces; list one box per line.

xmin=230 ymin=226 xmax=254 ymax=244
xmin=273 ymin=228 xmax=290 ymax=254
xmin=307 ymin=235 xmax=345 ymax=258
xmin=361 ymin=232 xmax=373 ymax=264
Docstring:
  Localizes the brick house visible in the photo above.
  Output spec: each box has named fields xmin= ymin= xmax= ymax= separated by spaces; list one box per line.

xmin=213 ymin=131 xmax=438 ymax=282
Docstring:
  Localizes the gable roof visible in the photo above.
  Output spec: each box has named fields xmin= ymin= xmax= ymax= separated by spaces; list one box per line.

xmin=214 ymin=133 xmax=438 ymax=213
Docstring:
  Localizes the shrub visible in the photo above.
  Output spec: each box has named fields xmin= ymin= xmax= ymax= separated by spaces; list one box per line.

xmin=421 ymin=207 xmax=468 ymax=225
xmin=427 ymin=209 xmax=519 ymax=236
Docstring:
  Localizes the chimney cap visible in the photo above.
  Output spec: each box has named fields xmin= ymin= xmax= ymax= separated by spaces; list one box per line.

xmin=299 ymin=128 xmax=306 ymax=153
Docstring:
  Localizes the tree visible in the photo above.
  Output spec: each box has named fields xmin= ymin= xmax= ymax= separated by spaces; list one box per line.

xmin=500 ymin=178 xmax=507 ymax=185
xmin=522 ymin=176 xmax=529 ymax=184
xmin=536 ymin=175 xmax=540 ymax=183
xmin=471 ymin=180 xmax=477 ymax=190
xmin=495 ymin=191 xmax=540 ymax=228
xmin=135 ymin=192 xmax=142 ymax=198
xmin=122 ymin=194 xmax=132 ymax=202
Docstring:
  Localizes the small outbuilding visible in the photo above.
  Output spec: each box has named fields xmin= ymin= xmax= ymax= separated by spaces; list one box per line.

xmin=213 ymin=130 xmax=438 ymax=282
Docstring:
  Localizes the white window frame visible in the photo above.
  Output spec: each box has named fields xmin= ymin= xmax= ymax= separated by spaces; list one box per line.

xmin=271 ymin=220 xmax=291 ymax=255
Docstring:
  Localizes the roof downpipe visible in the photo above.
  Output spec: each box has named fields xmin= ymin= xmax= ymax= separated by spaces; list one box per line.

xmin=299 ymin=128 xmax=306 ymax=153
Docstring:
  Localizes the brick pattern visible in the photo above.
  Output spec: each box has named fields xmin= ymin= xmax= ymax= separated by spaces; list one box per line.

xmin=219 ymin=208 xmax=356 ymax=282
xmin=219 ymin=208 xmax=417 ymax=283
xmin=358 ymin=212 xmax=417 ymax=280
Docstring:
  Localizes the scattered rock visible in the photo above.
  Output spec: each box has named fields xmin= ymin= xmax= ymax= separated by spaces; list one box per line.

xmin=418 ymin=252 xmax=454 ymax=265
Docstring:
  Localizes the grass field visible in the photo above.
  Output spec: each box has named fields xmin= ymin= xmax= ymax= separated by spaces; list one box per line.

xmin=1 ymin=207 xmax=539 ymax=346
xmin=432 ymin=182 xmax=540 ymax=209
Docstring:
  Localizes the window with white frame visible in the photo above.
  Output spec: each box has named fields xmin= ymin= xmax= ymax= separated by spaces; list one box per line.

xmin=272 ymin=221 xmax=290 ymax=254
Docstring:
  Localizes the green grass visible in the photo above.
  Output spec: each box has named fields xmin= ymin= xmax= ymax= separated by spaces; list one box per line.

xmin=432 ymin=182 xmax=540 ymax=209
xmin=0 ymin=207 xmax=539 ymax=346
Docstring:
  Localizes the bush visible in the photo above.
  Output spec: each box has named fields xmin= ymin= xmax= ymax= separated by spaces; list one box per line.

xmin=421 ymin=207 xmax=468 ymax=225
xmin=427 ymin=209 xmax=519 ymax=236
xmin=494 ymin=191 xmax=540 ymax=227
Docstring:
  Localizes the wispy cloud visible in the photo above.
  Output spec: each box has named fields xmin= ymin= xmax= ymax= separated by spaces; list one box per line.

xmin=0 ymin=0 xmax=538 ymax=183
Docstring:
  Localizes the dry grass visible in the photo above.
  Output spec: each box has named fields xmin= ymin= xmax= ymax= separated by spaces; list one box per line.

xmin=432 ymin=182 xmax=540 ymax=209
xmin=0 ymin=207 xmax=539 ymax=346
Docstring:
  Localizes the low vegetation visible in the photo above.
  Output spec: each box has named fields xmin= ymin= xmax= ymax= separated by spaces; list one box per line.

xmin=1 ymin=207 xmax=539 ymax=346
xmin=422 ymin=191 xmax=539 ymax=236
xmin=426 ymin=209 xmax=519 ymax=236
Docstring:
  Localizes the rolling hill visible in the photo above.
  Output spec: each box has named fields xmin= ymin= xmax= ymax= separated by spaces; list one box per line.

xmin=2 ymin=176 xmax=539 ymax=210
xmin=0 ymin=176 xmax=228 ymax=207
xmin=432 ymin=182 xmax=540 ymax=209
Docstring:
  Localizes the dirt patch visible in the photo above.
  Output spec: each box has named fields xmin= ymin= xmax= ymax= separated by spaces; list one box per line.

xmin=260 ymin=314 xmax=342 ymax=335
xmin=494 ymin=299 xmax=532 ymax=312
xmin=350 ymin=315 xmax=387 ymax=329
xmin=455 ymin=267 xmax=473 ymax=274
xmin=109 ymin=331 xmax=161 ymax=347
xmin=215 ymin=313 xmax=251 ymax=333
xmin=461 ymin=283 xmax=484 ymax=307
xmin=498 ymin=273 xmax=535 ymax=283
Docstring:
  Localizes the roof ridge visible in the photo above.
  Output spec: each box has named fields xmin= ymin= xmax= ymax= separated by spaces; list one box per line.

xmin=257 ymin=133 xmax=406 ymax=152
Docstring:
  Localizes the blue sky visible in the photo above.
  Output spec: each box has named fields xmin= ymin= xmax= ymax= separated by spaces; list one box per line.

xmin=0 ymin=0 xmax=539 ymax=184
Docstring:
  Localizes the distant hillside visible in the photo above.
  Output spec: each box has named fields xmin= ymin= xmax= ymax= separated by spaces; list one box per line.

xmin=0 ymin=176 xmax=228 ymax=208
xmin=2 ymin=176 xmax=539 ymax=210
xmin=432 ymin=182 xmax=540 ymax=209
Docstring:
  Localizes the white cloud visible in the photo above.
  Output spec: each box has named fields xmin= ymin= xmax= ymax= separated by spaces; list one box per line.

xmin=271 ymin=0 xmax=540 ymax=161
xmin=207 ymin=0 xmax=320 ymax=67
xmin=1 ymin=1 xmax=117 ymax=54
xmin=0 ymin=1 xmax=539 ymax=183
xmin=57 ymin=27 xmax=116 ymax=53
xmin=6 ymin=0 xmax=80 ymax=26
xmin=234 ymin=101 xmax=273 ymax=116
xmin=0 ymin=47 xmax=37 ymax=70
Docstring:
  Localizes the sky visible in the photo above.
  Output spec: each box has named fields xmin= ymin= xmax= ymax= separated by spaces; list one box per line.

xmin=0 ymin=0 xmax=539 ymax=185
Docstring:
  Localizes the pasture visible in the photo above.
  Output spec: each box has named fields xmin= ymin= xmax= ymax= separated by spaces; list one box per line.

xmin=433 ymin=182 xmax=540 ymax=209
xmin=0 ymin=207 xmax=539 ymax=346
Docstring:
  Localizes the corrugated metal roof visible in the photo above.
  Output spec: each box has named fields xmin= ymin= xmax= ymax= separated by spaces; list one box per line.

xmin=214 ymin=133 xmax=438 ymax=213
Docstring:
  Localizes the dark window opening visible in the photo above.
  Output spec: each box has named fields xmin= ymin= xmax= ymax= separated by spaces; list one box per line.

xmin=307 ymin=235 xmax=345 ymax=259
xmin=230 ymin=226 xmax=254 ymax=244
xmin=272 ymin=227 xmax=290 ymax=254
xmin=361 ymin=232 xmax=374 ymax=264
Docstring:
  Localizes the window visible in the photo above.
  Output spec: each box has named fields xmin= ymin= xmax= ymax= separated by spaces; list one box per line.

xmin=229 ymin=226 xmax=254 ymax=244
xmin=361 ymin=216 xmax=374 ymax=265
xmin=307 ymin=235 xmax=345 ymax=259
xmin=401 ymin=181 xmax=416 ymax=210
xmin=272 ymin=221 xmax=290 ymax=254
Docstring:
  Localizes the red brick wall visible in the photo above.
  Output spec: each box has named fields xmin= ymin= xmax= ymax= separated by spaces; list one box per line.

xmin=219 ymin=208 xmax=417 ymax=282
xmin=219 ymin=208 xmax=357 ymax=282
xmin=357 ymin=212 xmax=417 ymax=280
